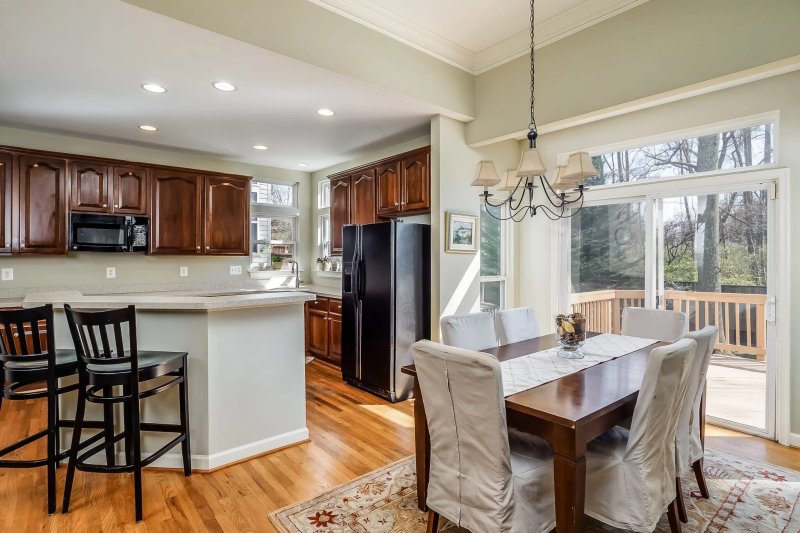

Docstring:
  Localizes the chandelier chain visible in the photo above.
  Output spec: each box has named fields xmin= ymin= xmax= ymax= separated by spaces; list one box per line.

xmin=529 ymin=0 xmax=536 ymax=132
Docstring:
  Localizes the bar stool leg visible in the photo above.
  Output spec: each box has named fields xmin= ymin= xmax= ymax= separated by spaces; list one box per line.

xmin=130 ymin=392 xmax=143 ymax=522
xmin=179 ymin=359 xmax=191 ymax=477
xmin=123 ymin=384 xmax=133 ymax=466
xmin=62 ymin=385 xmax=87 ymax=514
xmin=103 ymin=387 xmax=115 ymax=467
xmin=47 ymin=380 xmax=58 ymax=515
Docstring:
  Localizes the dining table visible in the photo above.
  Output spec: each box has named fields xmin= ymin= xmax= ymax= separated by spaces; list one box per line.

xmin=401 ymin=332 xmax=670 ymax=533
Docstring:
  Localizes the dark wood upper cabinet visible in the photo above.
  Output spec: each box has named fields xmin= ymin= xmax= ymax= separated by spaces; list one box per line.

xmin=350 ymin=169 xmax=376 ymax=225
xmin=150 ymin=170 xmax=202 ymax=255
xmin=70 ymin=160 xmax=110 ymax=212
xmin=0 ymin=152 xmax=12 ymax=254
xmin=18 ymin=154 xmax=68 ymax=254
xmin=401 ymin=152 xmax=430 ymax=212
xmin=204 ymin=176 xmax=249 ymax=255
xmin=330 ymin=176 xmax=350 ymax=255
xmin=376 ymin=162 xmax=401 ymax=216
xmin=113 ymin=166 xmax=149 ymax=215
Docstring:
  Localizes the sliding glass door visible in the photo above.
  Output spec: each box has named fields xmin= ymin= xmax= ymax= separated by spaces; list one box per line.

xmin=566 ymin=180 xmax=777 ymax=438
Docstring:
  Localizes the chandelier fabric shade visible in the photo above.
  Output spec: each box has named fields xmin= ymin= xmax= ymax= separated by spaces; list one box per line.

xmin=516 ymin=147 xmax=547 ymax=178
xmin=498 ymin=169 xmax=522 ymax=192
xmin=470 ymin=160 xmax=501 ymax=188
xmin=562 ymin=152 xmax=598 ymax=181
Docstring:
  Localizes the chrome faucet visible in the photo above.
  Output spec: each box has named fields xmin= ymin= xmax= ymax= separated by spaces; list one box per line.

xmin=291 ymin=261 xmax=301 ymax=288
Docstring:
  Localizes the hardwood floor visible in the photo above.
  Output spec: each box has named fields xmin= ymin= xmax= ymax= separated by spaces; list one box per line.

xmin=1 ymin=359 xmax=798 ymax=531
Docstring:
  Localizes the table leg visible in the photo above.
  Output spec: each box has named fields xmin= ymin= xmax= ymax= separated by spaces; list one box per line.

xmin=552 ymin=452 xmax=586 ymax=533
xmin=413 ymin=377 xmax=430 ymax=512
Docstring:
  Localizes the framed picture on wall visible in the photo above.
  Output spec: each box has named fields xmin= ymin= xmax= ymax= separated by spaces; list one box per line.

xmin=445 ymin=212 xmax=478 ymax=253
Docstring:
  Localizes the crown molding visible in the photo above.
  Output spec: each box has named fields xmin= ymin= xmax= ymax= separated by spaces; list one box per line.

xmin=307 ymin=0 xmax=651 ymax=75
xmin=475 ymin=0 xmax=650 ymax=73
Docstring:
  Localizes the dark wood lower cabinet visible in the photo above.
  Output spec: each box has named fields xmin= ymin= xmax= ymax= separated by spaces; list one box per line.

xmin=305 ymin=296 xmax=342 ymax=366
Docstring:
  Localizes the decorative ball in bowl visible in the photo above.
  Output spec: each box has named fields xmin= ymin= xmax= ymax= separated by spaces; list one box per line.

xmin=554 ymin=313 xmax=587 ymax=359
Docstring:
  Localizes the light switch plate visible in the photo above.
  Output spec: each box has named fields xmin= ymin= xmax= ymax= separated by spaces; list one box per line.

xmin=230 ymin=265 xmax=242 ymax=275
xmin=1 ymin=268 xmax=13 ymax=281
xmin=179 ymin=266 xmax=189 ymax=277
xmin=106 ymin=267 xmax=116 ymax=279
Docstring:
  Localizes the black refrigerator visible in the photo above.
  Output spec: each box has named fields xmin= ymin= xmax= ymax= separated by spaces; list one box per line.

xmin=341 ymin=220 xmax=430 ymax=402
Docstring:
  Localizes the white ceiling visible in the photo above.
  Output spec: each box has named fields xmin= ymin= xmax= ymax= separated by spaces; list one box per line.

xmin=308 ymin=0 xmax=650 ymax=72
xmin=0 ymin=0 xmax=441 ymax=171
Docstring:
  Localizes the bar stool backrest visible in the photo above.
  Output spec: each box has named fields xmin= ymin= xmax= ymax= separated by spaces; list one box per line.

xmin=0 ymin=304 xmax=54 ymax=364
xmin=64 ymin=304 xmax=138 ymax=376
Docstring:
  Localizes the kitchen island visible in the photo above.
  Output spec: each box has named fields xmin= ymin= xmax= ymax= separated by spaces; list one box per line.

xmin=23 ymin=288 xmax=316 ymax=471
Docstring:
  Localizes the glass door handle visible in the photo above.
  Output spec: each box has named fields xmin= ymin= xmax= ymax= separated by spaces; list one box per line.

xmin=766 ymin=296 xmax=776 ymax=324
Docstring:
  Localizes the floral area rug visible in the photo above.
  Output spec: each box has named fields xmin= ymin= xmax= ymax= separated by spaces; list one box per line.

xmin=269 ymin=448 xmax=800 ymax=532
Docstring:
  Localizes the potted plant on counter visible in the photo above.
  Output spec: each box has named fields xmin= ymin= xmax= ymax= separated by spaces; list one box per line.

xmin=272 ymin=255 xmax=285 ymax=271
xmin=316 ymin=256 xmax=333 ymax=271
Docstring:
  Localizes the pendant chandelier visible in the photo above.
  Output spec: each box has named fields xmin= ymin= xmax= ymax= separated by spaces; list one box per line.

xmin=471 ymin=0 xmax=599 ymax=221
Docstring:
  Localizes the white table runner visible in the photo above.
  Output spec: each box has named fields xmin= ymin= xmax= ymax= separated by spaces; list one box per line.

xmin=500 ymin=333 xmax=658 ymax=397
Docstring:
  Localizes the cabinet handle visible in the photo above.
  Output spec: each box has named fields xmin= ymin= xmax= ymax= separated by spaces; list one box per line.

xmin=206 ymin=245 xmax=210 ymax=250
xmin=20 ymin=241 xmax=25 ymax=248
xmin=196 ymin=245 xmax=200 ymax=250
xmin=394 ymin=202 xmax=399 ymax=206
xmin=114 ymin=204 xmax=119 ymax=208
xmin=102 ymin=203 xmax=108 ymax=208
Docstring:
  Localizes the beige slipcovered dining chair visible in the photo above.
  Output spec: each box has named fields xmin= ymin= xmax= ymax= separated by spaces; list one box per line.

xmin=674 ymin=326 xmax=718 ymax=522
xmin=412 ymin=340 xmax=555 ymax=533
xmin=621 ymin=307 xmax=688 ymax=342
xmin=495 ymin=307 xmax=540 ymax=345
xmin=585 ymin=338 xmax=697 ymax=533
xmin=439 ymin=312 xmax=498 ymax=351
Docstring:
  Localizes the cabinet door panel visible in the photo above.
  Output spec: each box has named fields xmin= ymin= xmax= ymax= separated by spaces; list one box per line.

xmin=401 ymin=152 xmax=430 ymax=212
xmin=18 ymin=154 xmax=68 ymax=254
xmin=376 ymin=162 xmax=401 ymax=215
xmin=70 ymin=160 xmax=110 ymax=212
xmin=151 ymin=170 xmax=202 ymax=254
xmin=0 ymin=151 xmax=11 ymax=253
xmin=204 ymin=176 xmax=249 ymax=255
xmin=328 ymin=313 xmax=342 ymax=365
xmin=307 ymin=309 xmax=329 ymax=356
xmin=350 ymin=170 xmax=376 ymax=225
xmin=113 ymin=166 xmax=149 ymax=215
xmin=330 ymin=177 xmax=350 ymax=255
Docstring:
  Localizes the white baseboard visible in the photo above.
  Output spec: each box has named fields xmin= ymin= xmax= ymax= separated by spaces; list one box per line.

xmin=790 ymin=433 xmax=800 ymax=448
xmin=112 ymin=427 xmax=310 ymax=471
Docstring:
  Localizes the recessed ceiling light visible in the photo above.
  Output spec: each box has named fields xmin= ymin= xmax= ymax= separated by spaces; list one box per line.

xmin=213 ymin=81 xmax=237 ymax=92
xmin=253 ymin=145 xmax=268 ymax=150
xmin=317 ymin=108 xmax=335 ymax=117
xmin=138 ymin=124 xmax=158 ymax=132
xmin=141 ymin=83 xmax=167 ymax=93
xmin=297 ymin=163 xmax=308 ymax=167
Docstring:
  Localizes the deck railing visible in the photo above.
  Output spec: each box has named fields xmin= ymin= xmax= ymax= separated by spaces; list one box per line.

xmin=570 ymin=289 xmax=767 ymax=360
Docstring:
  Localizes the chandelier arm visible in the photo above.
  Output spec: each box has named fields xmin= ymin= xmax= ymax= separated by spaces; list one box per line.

xmin=538 ymin=175 xmax=568 ymax=209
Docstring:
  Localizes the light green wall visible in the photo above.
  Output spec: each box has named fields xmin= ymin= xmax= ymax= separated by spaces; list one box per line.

xmin=517 ymin=71 xmax=800 ymax=434
xmin=121 ymin=0 xmax=475 ymax=120
xmin=469 ymin=0 xmax=800 ymax=145
xmin=0 ymin=126 xmax=312 ymax=292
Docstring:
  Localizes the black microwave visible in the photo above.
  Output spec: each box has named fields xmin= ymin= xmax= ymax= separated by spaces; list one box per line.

xmin=69 ymin=213 xmax=149 ymax=253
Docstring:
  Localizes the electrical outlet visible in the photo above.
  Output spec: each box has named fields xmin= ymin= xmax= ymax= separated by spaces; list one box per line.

xmin=230 ymin=265 xmax=242 ymax=275
xmin=1 ymin=268 xmax=13 ymax=281
xmin=106 ymin=267 xmax=116 ymax=279
xmin=179 ymin=266 xmax=189 ymax=277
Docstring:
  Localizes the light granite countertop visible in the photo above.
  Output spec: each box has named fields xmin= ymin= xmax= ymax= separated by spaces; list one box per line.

xmin=22 ymin=288 xmax=317 ymax=311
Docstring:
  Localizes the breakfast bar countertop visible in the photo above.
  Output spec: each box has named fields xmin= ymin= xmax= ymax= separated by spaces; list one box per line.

xmin=22 ymin=288 xmax=316 ymax=311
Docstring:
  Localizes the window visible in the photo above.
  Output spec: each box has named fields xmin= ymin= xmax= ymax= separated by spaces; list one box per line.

xmin=250 ymin=180 xmax=299 ymax=270
xmin=586 ymin=122 xmax=774 ymax=187
xmin=251 ymin=181 xmax=295 ymax=207
xmin=318 ymin=180 xmax=330 ymax=209
xmin=319 ymin=214 xmax=331 ymax=258
xmin=480 ymin=203 xmax=507 ymax=312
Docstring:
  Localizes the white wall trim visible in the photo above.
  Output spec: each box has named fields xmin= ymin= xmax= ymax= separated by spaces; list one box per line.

xmin=791 ymin=433 xmax=800 ymax=448
xmin=131 ymin=427 xmax=309 ymax=471
xmin=306 ymin=0 xmax=650 ymax=74
xmin=475 ymin=0 xmax=650 ymax=74
xmin=469 ymin=55 xmax=800 ymax=148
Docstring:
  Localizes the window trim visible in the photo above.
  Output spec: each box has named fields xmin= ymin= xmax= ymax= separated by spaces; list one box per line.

xmin=479 ymin=203 xmax=514 ymax=311
xmin=318 ymin=180 xmax=331 ymax=209
xmin=251 ymin=180 xmax=298 ymax=209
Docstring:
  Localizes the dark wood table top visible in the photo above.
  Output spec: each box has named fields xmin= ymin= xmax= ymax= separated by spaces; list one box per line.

xmin=401 ymin=332 xmax=664 ymax=428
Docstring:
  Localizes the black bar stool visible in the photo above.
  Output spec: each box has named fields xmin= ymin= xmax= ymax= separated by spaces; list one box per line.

xmin=0 ymin=304 xmax=107 ymax=515
xmin=62 ymin=304 xmax=191 ymax=522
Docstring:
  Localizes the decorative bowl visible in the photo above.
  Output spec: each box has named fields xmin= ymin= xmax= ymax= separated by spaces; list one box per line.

xmin=554 ymin=313 xmax=587 ymax=359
